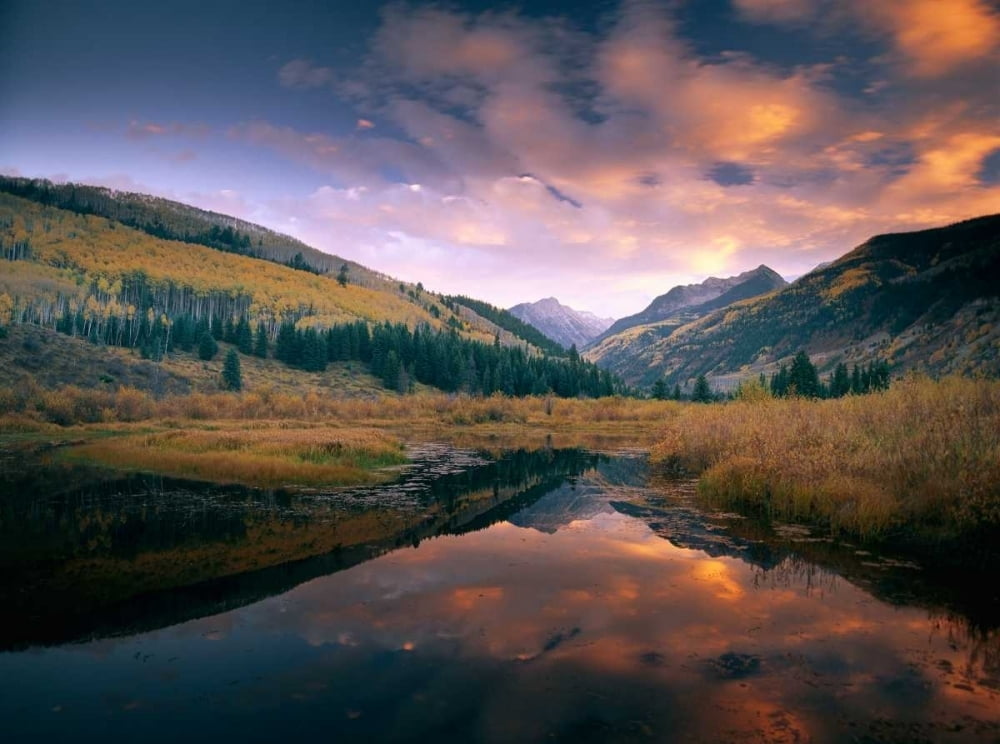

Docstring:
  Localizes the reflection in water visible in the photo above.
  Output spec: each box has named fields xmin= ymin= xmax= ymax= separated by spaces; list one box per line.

xmin=0 ymin=445 xmax=599 ymax=649
xmin=0 ymin=450 xmax=998 ymax=742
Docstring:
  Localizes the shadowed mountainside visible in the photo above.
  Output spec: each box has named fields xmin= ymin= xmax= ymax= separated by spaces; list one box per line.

xmin=586 ymin=215 xmax=1000 ymax=390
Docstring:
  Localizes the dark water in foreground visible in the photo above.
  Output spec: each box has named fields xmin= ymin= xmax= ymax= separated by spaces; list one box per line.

xmin=1 ymin=447 xmax=999 ymax=742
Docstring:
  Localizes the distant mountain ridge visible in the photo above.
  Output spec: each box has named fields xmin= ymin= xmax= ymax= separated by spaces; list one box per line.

xmin=508 ymin=297 xmax=614 ymax=349
xmin=585 ymin=214 xmax=1000 ymax=389
xmin=595 ymin=265 xmax=786 ymax=343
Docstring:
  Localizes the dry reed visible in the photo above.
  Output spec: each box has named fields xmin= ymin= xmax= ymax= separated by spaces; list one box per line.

xmin=651 ymin=376 xmax=1000 ymax=540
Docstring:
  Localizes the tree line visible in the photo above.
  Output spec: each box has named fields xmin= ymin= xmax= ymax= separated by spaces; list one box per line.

xmin=651 ymin=351 xmax=891 ymax=402
xmin=40 ymin=295 xmax=622 ymax=398
xmin=273 ymin=319 xmax=620 ymax=397
xmin=769 ymin=351 xmax=890 ymax=398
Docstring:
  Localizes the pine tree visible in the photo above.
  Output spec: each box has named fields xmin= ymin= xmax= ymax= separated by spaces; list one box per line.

xmin=275 ymin=322 xmax=298 ymax=365
xmin=382 ymin=349 xmax=401 ymax=389
xmin=788 ymin=351 xmax=820 ymax=397
xmin=235 ymin=316 xmax=253 ymax=354
xmin=300 ymin=328 xmax=327 ymax=372
xmin=253 ymin=322 xmax=268 ymax=358
xmin=651 ymin=379 xmax=668 ymax=400
xmin=337 ymin=263 xmax=349 ymax=287
xmin=771 ymin=364 xmax=790 ymax=397
xmin=830 ymin=362 xmax=850 ymax=398
xmin=222 ymin=349 xmax=242 ymax=391
xmin=692 ymin=374 xmax=713 ymax=403
xmin=198 ymin=331 xmax=218 ymax=361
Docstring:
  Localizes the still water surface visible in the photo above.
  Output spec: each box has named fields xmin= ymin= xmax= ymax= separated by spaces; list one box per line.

xmin=2 ymin=447 xmax=998 ymax=742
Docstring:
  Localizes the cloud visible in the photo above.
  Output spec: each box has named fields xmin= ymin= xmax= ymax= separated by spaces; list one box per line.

xmin=862 ymin=0 xmax=1000 ymax=78
xmin=228 ymin=119 xmax=456 ymax=190
xmin=228 ymin=0 xmax=998 ymax=316
xmin=125 ymin=120 xmax=210 ymax=141
xmin=278 ymin=58 xmax=336 ymax=89
xmin=185 ymin=188 xmax=256 ymax=220
xmin=170 ymin=149 xmax=197 ymax=163
xmin=732 ymin=0 xmax=1000 ymax=79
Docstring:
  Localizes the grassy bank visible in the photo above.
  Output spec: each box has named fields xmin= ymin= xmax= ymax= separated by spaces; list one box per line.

xmin=64 ymin=425 xmax=407 ymax=488
xmin=651 ymin=376 xmax=1000 ymax=542
xmin=0 ymin=385 xmax=673 ymax=485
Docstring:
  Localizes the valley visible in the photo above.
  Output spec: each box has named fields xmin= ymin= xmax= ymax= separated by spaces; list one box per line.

xmin=4 ymin=153 xmax=1000 ymax=744
xmin=4 ymin=1 xmax=1000 ymax=739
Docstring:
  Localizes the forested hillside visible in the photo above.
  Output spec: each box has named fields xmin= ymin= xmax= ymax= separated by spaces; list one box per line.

xmin=0 ymin=176 xmax=374 ymax=283
xmin=0 ymin=191 xmax=618 ymax=398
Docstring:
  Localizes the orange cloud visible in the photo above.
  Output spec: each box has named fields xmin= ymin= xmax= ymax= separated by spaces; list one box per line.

xmin=864 ymin=0 xmax=1000 ymax=77
xmin=237 ymin=2 xmax=1000 ymax=316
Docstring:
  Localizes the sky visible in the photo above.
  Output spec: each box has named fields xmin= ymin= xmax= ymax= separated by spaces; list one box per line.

xmin=1 ymin=0 xmax=998 ymax=318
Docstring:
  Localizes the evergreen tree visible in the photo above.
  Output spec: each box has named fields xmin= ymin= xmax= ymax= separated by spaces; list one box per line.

xmin=651 ymin=379 xmax=668 ymax=400
xmin=788 ymin=351 xmax=820 ymax=397
xmin=275 ymin=322 xmax=298 ymax=365
xmin=235 ymin=316 xmax=253 ymax=354
xmin=671 ymin=383 xmax=682 ymax=401
xmin=771 ymin=364 xmax=790 ymax=397
xmin=222 ymin=349 xmax=242 ymax=391
xmin=300 ymin=327 xmax=327 ymax=372
xmin=223 ymin=316 xmax=236 ymax=344
xmin=830 ymin=362 xmax=850 ymax=398
xmin=253 ymin=322 xmax=268 ymax=358
xmin=337 ymin=263 xmax=349 ymax=287
xmin=198 ymin=331 xmax=218 ymax=361
xmin=692 ymin=374 xmax=713 ymax=403
xmin=382 ymin=349 xmax=401 ymax=390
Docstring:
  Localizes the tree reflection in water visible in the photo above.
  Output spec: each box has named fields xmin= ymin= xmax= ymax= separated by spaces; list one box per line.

xmin=0 ymin=449 xmax=998 ymax=742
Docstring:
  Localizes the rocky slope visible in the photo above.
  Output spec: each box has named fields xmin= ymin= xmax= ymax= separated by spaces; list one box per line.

xmin=593 ymin=265 xmax=787 ymax=343
xmin=508 ymin=297 xmax=614 ymax=349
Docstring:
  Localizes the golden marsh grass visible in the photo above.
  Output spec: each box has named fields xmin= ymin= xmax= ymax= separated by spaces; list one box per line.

xmin=651 ymin=376 xmax=1000 ymax=540
xmin=66 ymin=425 xmax=407 ymax=488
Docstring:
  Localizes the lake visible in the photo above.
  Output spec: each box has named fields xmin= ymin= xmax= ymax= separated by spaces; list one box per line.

xmin=2 ymin=446 xmax=998 ymax=742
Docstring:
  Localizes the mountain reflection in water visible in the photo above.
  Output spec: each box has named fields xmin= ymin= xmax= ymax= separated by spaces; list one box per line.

xmin=1 ymin=449 xmax=998 ymax=743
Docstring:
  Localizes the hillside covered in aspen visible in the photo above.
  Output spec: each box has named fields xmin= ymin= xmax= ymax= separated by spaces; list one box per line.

xmin=0 ymin=188 xmax=617 ymax=398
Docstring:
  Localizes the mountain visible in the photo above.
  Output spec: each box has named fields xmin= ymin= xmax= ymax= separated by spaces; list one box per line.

xmin=508 ymin=297 xmax=614 ymax=349
xmin=594 ymin=265 xmax=786 ymax=343
xmin=585 ymin=215 xmax=1000 ymax=390
xmin=0 ymin=182 xmax=620 ymax=398
xmin=447 ymin=295 xmax=569 ymax=356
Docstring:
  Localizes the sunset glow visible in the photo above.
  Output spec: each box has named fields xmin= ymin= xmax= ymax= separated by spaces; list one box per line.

xmin=1 ymin=0 xmax=997 ymax=315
